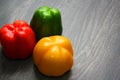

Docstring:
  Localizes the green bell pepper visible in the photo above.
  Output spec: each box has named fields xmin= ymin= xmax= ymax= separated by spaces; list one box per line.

xmin=30 ymin=6 xmax=62 ymax=41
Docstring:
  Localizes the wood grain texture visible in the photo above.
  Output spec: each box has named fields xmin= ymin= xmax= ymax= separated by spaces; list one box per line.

xmin=0 ymin=0 xmax=120 ymax=80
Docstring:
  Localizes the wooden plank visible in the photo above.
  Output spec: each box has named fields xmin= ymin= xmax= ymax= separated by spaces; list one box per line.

xmin=0 ymin=0 xmax=120 ymax=80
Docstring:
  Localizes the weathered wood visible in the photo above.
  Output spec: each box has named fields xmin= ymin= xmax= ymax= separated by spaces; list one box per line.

xmin=0 ymin=0 xmax=120 ymax=80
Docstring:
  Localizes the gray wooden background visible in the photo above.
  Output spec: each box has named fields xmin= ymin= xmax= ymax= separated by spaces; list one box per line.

xmin=0 ymin=0 xmax=120 ymax=80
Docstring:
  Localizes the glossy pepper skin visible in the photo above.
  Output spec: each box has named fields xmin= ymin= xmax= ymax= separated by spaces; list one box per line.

xmin=33 ymin=35 xmax=73 ymax=76
xmin=30 ymin=6 xmax=62 ymax=41
xmin=0 ymin=20 xmax=36 ymax=59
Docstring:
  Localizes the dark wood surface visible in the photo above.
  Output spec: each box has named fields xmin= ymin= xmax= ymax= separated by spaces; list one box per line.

xmin=0 ymin=0 xmax=120 ymax=80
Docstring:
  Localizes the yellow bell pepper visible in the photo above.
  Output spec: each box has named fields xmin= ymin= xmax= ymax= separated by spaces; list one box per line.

xmin=33 ymin=35 xmax=73 ymax=76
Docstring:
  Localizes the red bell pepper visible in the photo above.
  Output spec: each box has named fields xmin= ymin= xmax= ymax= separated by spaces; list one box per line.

xmin=0 ymin=20 xmax=36 ymax=59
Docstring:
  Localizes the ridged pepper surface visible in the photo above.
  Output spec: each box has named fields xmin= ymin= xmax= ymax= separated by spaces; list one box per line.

xmin=0 ymin=20 xmax=36 ymax=59
xmin=30 ymin=6 xmax=62 ymax=41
